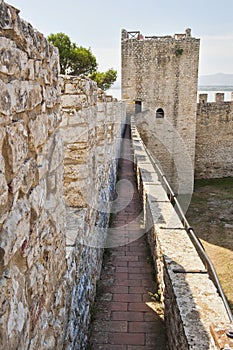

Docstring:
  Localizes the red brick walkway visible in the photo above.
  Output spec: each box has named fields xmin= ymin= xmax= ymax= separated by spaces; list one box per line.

xmin=88 ymin=125 xmax=167 ymax=349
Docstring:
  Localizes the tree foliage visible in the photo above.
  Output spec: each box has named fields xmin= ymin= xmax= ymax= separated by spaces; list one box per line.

xmin=69 ymin=46 xmax=97 ymax=76
xmin=90 ymin=69 xmax=117 ymax=91
xmin=48 ymin=33 xmax=97 ymax=76
xmin=47 ymin=33 xmax=72 ymax=74
xmin=47 ymin=32 xmax=117 ymax=90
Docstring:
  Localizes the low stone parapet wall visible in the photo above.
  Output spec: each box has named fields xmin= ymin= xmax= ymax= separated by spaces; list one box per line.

xmin=131 ymin=117 xmax=231 ymax=350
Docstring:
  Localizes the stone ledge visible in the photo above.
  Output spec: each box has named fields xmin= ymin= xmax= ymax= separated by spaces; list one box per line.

xmin=131 ymin=118 xmax=231 ymax=350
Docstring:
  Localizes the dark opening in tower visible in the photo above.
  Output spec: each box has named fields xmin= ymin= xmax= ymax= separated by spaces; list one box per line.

xmin=156 ymin=108 xmax=164 ymax=118
xmin=135 ymin=101 xmax=142 ymax=114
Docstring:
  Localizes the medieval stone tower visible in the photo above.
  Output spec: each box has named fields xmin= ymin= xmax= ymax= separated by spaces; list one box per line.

xmin=121 ymin=28 xmax=200 ymax=193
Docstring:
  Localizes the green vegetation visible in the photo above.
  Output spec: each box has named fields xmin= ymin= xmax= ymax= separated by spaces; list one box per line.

xmin=194 ymin=177 xmax=233 ymax=191
xmin=90 ymin=69 xmax=117 ymax=91
xmin=175 ymin=48 xmax=183 ymax=56
xmin=149 ymin=289 xmax=161 ymax=302
xmin=48 ymin=32 xmax=117 ymax=90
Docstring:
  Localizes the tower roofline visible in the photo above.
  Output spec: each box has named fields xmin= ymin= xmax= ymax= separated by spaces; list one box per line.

xmin=121 ymin=28 xmax=199 ymax=41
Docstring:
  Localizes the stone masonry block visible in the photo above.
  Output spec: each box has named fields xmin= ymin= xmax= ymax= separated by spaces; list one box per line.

xmin=61 ymin=94 xmax=88 ymax=109
xmin=28 ymin=113 xmax=49 ymax=149
xmin=0 ymin=198 xmax=31 ymax=266
xmin=0 ymin=149 xmax=7 ymax=196
xmin=0 ymin=80 xmax=14 ymax=115
xmin=29 ymin=179 xmax=46 ymax=217
xmin=47 ymin=133 xmax=63 ymax=173
xmin=0 ymin=37 xmax=28 ymax=78
xmin=6 ymin=121 xmax=28 ymax=174
xmin=12 ymin=80 xmax=42 ymax=113
xmin=60 ymin=125 xmax=88 ymax=144
xmin=9 ymin=158 xmax=38 ymax=195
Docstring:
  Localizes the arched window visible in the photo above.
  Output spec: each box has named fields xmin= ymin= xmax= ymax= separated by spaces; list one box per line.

xmin=156 ymin=108 xmax=164 ymax=118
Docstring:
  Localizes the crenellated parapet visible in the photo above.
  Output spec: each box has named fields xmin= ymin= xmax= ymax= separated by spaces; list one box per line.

xmin=122 ymin=28 xmax=200 ymax=192
xmin=195 ymin=92 xmax=233 ymax=179
xmin=198 ymin=92 xmax=233 ymax=104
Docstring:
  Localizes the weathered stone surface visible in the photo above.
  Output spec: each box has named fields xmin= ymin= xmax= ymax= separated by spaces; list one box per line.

xmin=131 ymin=121 xmax=230 ymax=350
xmin=29 ymin=179 xmax=47 ymax=216
xmin=0 ymin=15 xmax=125 ymax=348
xmin=47 ymin=132 xmax=64 ymax=173
xmin=9 ymin=158 xmax=38 ymax=194
xmin=5 ymin=121 xmax=28 ymax=174
xmin=42 ymin=85 xmax=60 ymax=109
xmin=0 ymin=153 xmax=8 ymax=210
xmin=1 ymin=198 xmax=31 ymax=265
xmin=0 ymin=37 xmax=28 ymax=77
xmin=195 ymin=95 xmax=233 ymax=179
xmin=60 ymin=74 xmax=126 ymax=348
xmin=122 ymin=29 xmax=199 ymax=192
xmin=60 ymin=124 xmax=89 ymax=144
xmin=0 ymin=80 xmax=14 ymax=116
xmin=0 ymin=2 xmax=65 ymax=349
xmin=28 ymin=113 xmax=49 ymax=149
xmin=3 ymin=3 xmax=232 ymax=350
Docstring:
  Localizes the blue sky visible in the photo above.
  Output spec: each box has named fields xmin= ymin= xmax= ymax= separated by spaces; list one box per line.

xmin=7 ymin=0 xmax=233 ymax=79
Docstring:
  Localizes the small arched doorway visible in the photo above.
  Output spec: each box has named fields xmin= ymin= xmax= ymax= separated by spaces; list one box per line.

xmin=156 ymin=108 xmax=164 ymax=118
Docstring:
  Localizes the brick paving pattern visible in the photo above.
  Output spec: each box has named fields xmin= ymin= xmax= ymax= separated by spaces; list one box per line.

xmin=88 ymin=125 xmax=167 ymax=349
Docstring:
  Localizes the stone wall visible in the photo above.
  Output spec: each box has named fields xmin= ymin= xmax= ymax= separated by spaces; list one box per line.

xmin=122 ymin=29 xmax=200 ymax=192
xmin=0 ymin=1 xmax=66 ymax=349
xmin=195 ymin=93 xmax=233 ymax=179
xmin=60 ymin=75 xmax=126 ymax=349
xmin=131 ymin=118 xmax=231 ymax=350
xmin=0 ymin=2 xmax=126 ymax=349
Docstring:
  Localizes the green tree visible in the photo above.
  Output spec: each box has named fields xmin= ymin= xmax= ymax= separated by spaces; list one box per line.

xmin=48 ymin=32 xmax=117 ymax=90
xmin=90 ymin=69 xmax=117 ymax=91
xmin=69 ymin=46 xmax=97 ymax=76
xmin=47 ymin=33 xmax=72 ymax=74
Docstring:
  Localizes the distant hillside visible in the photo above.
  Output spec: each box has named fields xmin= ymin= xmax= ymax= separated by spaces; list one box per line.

xmin=199 ymin=73 xmax=233 ymax=86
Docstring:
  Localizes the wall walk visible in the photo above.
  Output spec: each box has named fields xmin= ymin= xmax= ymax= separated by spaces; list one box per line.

xmin=88 ymin=124 xmax=167 ymax=349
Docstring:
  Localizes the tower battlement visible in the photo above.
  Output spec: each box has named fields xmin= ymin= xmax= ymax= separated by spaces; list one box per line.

xmin=198 ymin=92 xmax=233 ymax=104
xmin=122 ymin=28 xmax=193 ymax=42
xmin=121 ymin=28 xmax=200 ymax=185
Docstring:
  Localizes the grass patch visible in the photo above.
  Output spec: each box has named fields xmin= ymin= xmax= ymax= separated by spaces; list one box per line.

xmin=194 ymin=177 xmax=233 ymax=189
xmin=187 ymin=177 xmax=233 ymax=312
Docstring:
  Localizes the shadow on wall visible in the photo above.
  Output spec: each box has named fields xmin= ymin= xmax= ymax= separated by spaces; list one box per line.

xmin=134 ymin=110 xmax=194 ymax=198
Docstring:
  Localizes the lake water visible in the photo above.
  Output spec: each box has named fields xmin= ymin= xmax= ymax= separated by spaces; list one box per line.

xmin=107 ymin=88 xmax=233 ymax=102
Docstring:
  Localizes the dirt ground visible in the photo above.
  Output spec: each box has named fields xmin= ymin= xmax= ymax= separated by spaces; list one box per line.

xmin=186 ymin=177 xmax=233 ymax=311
